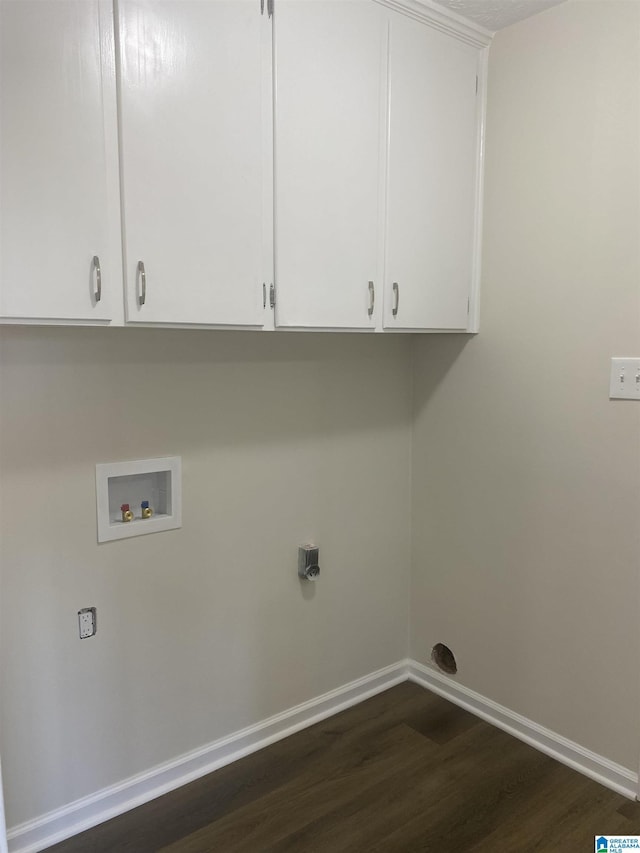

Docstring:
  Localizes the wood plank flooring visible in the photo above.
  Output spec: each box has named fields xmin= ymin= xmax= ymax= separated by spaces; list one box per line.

xmin=45 ymin=682 xmax=640 ymax=852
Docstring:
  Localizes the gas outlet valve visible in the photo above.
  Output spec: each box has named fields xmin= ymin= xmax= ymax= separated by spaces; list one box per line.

xmin=298 ymin=544 xmax=320 ymax=581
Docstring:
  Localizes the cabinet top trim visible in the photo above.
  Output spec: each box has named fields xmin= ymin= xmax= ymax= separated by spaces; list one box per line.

xmin=373 ymin=0 xmax=493 ymax=48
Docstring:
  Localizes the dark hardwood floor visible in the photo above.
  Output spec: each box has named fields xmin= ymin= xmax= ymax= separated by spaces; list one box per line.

xmin=46 ymin=682 xmax=640 ymax=852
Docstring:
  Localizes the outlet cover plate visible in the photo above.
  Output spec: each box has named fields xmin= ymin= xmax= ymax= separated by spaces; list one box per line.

xmin=78 ymin=607 xmax=97 ymax=639
xmin=610 ymin=358 xmax=640 ymax=400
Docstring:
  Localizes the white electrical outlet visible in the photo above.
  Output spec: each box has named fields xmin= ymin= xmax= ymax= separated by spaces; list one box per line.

xmin=610 ymin=358 xmax=640 ymax=400
xmin=78 ymin=607 xmax=97 ymax=639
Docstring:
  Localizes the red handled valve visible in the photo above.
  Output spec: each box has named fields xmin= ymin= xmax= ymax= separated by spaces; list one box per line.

xmin=121 ymin=503 xmax=134 ymax=523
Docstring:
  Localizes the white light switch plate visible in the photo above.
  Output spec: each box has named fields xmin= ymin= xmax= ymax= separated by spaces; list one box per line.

xmin=610 ymin=358 xmax=640 ymax=399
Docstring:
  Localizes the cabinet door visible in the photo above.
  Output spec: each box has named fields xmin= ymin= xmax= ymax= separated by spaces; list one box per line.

xmin=384 ymin=13 xmax=480 ymax=331
xmin=119 ymin=0 xmax=269 ymax=327
xmin=0 ymin=0 xmax=121 ymax=323
xmin=274 ymin=0 xmax=385 ymax=329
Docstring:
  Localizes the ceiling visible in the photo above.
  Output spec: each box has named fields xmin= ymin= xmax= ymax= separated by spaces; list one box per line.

xmin=431 ymin=0 xmax=567 ymax=32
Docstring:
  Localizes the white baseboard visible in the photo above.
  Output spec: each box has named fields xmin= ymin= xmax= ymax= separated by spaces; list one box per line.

xmin=8 ymin=658 xmax=637 ymax=852
xmin=7 ymin=661 xmax=409 ymax=853
xmin=407 ymin=660 xmax=638 ymax=801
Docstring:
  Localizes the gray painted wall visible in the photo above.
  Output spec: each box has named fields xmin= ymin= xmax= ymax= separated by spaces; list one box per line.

xmin=411 ymin=0 xmax=640 ymax=769
xmin=0 ymin=328 xmax=412 ymax=825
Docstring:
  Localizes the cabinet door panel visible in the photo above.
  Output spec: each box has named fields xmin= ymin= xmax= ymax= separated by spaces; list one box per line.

xmin=120 ymin=0 xmax=267 ymax=326
xmin=384 ymin=14 xmax=479 ymax=330
xmin=274 ymin=0 xmax=384 ymax=329
xmin=0 ymin=0 xmax=120 ymax=322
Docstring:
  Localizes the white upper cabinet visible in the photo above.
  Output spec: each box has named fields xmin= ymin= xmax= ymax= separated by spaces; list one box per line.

xmin=119 ymin=0 xmax=271 ymax=327
xmin=0 ymin=0 xmax=121 ymax=323
xmin=0 ymin=0 xmax=488 ymax=332
xmin=273 ymin=0 xmax=386 ymax=329
xmin=273 ymin=1 xmax=487 ymax=333
xmin=383 ymin=12 xmax=482 ymax=331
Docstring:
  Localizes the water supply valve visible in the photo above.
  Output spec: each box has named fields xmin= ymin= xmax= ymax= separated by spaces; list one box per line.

xmin=121 ymin=503 xmax=133 ymax=523
xmin=298 ymin=544 xmax=320 ymax=581
xmin=141 ymin=500 xmax=153 ymax=519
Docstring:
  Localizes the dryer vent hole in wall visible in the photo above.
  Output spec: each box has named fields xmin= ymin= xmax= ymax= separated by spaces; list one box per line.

xmin=431 ymin=643 xmax=457 ymax=675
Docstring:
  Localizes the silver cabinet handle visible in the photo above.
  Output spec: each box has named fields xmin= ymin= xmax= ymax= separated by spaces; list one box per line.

xmin=368 ymin=281 xmax=375 ymax=317
xmin=138 ymin=261 xmax=146 ymax=306
xmin=92 ymin=255 xmax=102 ymax=303
xmin=392 ymin=282 xmax=399 ymax=317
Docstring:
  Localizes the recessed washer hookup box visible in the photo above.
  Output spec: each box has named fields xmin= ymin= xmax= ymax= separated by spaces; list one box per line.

xmin=95 ymin=456 xmax=182 ymax=543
